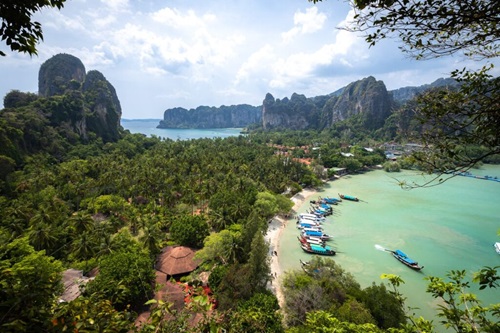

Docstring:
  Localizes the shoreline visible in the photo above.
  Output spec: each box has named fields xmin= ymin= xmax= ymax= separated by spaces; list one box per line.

xmin=266 ymin=187 xmax=318 ymax=307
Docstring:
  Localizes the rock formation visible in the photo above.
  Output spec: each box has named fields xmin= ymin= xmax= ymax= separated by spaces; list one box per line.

xmin=37 ymin=54 xmax=122 ymax=142
xmin=158 ymin=104 xmax=261 ymax=129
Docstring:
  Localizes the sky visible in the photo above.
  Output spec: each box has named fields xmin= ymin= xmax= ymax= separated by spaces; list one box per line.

xmin=0 ymin=0 xmax=497 ymax=119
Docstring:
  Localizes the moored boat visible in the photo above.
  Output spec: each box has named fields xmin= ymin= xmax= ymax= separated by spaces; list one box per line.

xmin=296 ymin=218 xmax=323 ymax=225
xmin=338 ymin=193 xmax=359 ymax=202
xmin=297 ymin=235 xmax=325 ymax=246
xmin=301 ymin=234 xmax=328 ymax=244
xmin=298 ymin=214 xmax=326 ymax=222
xmin=297 ymin=224 xmax=323 ymax=231
xmin=494 ymin=242 xmax=500 ymax=254
xmin=302 ymin=229 xmax=332 ymax=241
xmin=321 ymin=196 xmax=341 ymax=204
xmin=300 ymin=242 xmax=336 ymax=256
xmin=392 ymin=249 xmax=423 ymax=270
xmin=302 ymin=227 xmax=324 ymax=233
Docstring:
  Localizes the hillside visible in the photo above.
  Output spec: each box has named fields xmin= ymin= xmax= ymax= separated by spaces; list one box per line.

xmin=0 ymin=53 xmax=124 ymax=172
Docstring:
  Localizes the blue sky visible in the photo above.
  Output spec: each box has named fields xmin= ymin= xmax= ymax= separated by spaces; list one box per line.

xmin=0 ymin=0 xmax=497 ymax=119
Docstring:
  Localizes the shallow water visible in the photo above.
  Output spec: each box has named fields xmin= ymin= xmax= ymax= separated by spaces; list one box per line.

xmin=278 ymin=166 xmax=500 ymax=330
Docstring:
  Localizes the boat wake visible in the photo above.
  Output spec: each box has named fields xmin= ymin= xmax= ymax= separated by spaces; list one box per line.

xmin=374 ymin=244 xmax=386 ymax=252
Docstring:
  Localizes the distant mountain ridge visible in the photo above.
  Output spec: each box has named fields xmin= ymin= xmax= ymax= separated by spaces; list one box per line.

xmin=159 ymin=76 xmax=456 ymax=130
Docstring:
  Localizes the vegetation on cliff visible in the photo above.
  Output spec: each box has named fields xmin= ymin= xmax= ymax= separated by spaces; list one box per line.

xmin=1 ymin=0 xmax=499 ymax=328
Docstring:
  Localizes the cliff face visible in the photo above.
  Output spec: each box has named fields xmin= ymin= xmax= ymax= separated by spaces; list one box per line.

xmin=262 ymin=77 xmax=391 ymax=131
xmin=38 ymin=53 xmax=86 ymax=97
xmin=323 ymin=76 xmax=392 ymax=130
xmin=158 ymin=104 xmax=261 ymax=128
xmin=262 ymin=93 xmax=320 ymax=130
xmin=82 ymin=70 xmax=122 ymax=142
xmin=157 ymin=76 xmax=454 ymax=132
xmin=37 ymin=54 xmax=122 ymax=142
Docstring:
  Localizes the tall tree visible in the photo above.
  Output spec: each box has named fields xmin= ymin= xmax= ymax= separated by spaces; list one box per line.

xmin=245 ymin=231 xmax=271 ymax=293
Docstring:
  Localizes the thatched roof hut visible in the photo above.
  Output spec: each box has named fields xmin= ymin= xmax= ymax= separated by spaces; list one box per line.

xmin=155 ymin=246 xmax=201 ymax=278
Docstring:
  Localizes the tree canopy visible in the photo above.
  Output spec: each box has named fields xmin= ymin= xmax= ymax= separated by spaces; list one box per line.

xmin=343 ymin=0 xmax=500 ymax=60
xmin=0 ymin=1 xmax=66 ymax=56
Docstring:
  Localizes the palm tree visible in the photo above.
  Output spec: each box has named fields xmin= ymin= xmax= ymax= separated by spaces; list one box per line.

xmin=28 ymin=223 xmax=57 ymax=251
xmin=69 ymin=212 xmax=94 ymax=234
xmin=139 ymin=224 xmax=162 ymax=257
xmin=72 ymin=231 xmax=96 ymax=260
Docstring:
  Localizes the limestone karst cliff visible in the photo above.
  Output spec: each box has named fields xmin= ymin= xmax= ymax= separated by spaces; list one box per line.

xmin=158 ymin=104 xmax=261 ymax=129
xmin=158 ymin=76 xmax=454 ymax=132
xmin=36 ymin=53 xmax=123 ymax=142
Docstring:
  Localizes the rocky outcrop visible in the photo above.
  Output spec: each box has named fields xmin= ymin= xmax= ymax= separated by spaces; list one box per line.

xmin=36 ymin=54 xmax=123 ymax=142
xmin=322 ymin=76 xmax=392 ymax=130
xmin=82 ymin=70 xmax=122 ymax=142
xmin=157 ymin=76 xmax=453 ymax=132
xmin=158 ymin=104 xmax=261 ymax=128
xmin=38 ymin=53 xmax=86 ymax=97
xmin=262 ymin=93 xmax=320 ymax=130
xmin=262 ymin=77 xmax=391 ymax=131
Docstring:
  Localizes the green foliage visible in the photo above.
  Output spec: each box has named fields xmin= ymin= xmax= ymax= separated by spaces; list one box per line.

xmin=281 ymin=257 xmax=363 ymax=326
xmin=0 ymin=237 xmax=63 ymax=332
xmin=84 ymin=240 xmax=154 ymax=310
xmin=3 ymin=90 xmax=39 ymax=108
xmin=411 ymin=69 xmax=500 ymax=175
xmin=227 ymin=292 xmax=284 ymax=333
xmin=286 ymin=310 xmax=387 ymax=333
xmin=208 ymin=265 xmax=229 ymax=293
xmin=83 ymin=194 xmax=128 ymax=216
xmin=360 ymin=283 xmax=406 ymax=329
xmin=245 ymin=231 xmax=271 ymax=292
xmin=194 ymin=229 xmax=238 ymax=265
xmin=254 ymin=191 xmax=280 ymax=219
xmin=340 ymin=157 xmax=363 ymax=173
xmin=169 ymin=214 xmax=209 ymax=248
xmin=346 ymin=0 xmax=499 ymax=60
xmin=383 ymin=161 xmax=400 ymax=172
xmin=425 ymin=269 xmax=500 ymax=333
xmin=50 ymin=297 xmax=133 ymax=333
xmin=0 ymin=1 xmax=66 ymax=56
xmin=334 ymin=297 xmax=376 ymax=326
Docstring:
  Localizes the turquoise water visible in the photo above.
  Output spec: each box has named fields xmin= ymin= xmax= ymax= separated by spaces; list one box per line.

xmin=279 ymin=166 xmax=500 ymax=330
xmin=121 ymin=119 xmax=243 ymax=140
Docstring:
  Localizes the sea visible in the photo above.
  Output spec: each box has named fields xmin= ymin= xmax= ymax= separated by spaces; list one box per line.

xmin=122 ymin=120 xmax=499 ymax=330
xmin=279 ymin=167 xmax=500 ymax=331
xmin=121 ymin=119 xmax=243 ymax=140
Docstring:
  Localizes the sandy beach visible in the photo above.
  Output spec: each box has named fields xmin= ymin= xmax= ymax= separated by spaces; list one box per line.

xmin=265 ymin=187 xmax=318 ymax=307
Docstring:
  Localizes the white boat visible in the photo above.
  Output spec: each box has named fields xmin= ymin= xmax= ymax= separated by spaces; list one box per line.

xmin=296 ymin=219 xmax=322 ymax=226
xmin=302 ymin=234 xmax=328 ymax=244
xmin=297 ymin=236 xmax=325 ymax=246
xmin=298 ymin=213 xmax=326 ymax=222
xmin=495 ymin=242 xmax=500 ymax=254
xmin=301 ymin=226 xmax=324 ymax=232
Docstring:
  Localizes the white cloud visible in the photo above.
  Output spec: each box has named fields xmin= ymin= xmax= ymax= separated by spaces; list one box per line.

xmin=2 ymin=1 xmax=496 ymax=118
xmin=235 ymin=44 xmax=275 ymax=84
xmin=282 ymin=7 xmax=326 ymax=43
xmin=100 ymin=0 xmax=130 ymax=12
